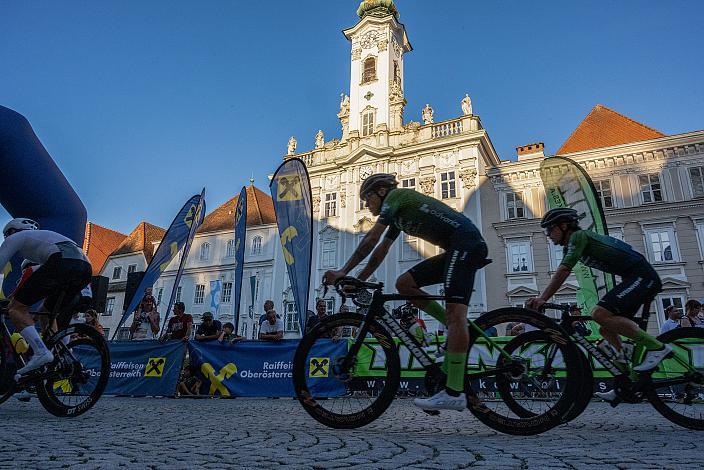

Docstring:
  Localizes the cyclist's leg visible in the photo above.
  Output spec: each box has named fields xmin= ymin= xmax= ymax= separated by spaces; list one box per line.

xmin=8 ymin=298 xmax=54 ymax=374
xmin=396 ymin=254 xmax=447 ymax=326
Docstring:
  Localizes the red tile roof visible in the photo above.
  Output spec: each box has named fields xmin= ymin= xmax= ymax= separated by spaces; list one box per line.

xmin=82 ymin=222 xmax=128 ymax=275
xmin=197 ymin=185 xmax=277 ymax=234
xmin=557 ymin=104 xmax=665 ymax=155
xmin=111 ymin=221 xmax=166 ymax=263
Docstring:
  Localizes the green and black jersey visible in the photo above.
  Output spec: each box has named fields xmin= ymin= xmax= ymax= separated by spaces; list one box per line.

xmin=378 ymin=188 xmax=483 ymax=249
xmin=561 ymin=229 xmax=651 ymax=278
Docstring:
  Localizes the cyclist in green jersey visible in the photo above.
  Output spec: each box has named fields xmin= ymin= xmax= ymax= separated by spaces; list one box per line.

xmin=527 ymin=208 xmax=669 ymax=402
xmin=323 ymin=173 xmax=489 ymax=411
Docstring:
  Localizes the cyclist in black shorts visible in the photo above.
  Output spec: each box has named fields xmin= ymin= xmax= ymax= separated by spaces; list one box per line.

xmin=527 ymin=208 xmax=669 ymax=402
xmin=323 ymin=174 xmax=489 ymax=411
xmin=0 ymin=218 xmax=92 ymax=377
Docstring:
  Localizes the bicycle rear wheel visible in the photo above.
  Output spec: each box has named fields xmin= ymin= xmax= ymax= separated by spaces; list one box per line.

xmin=466 ymin=307 xmax=584 ymax=435
xmin=646 ymin=327 xmax=704 ymax=430
xmin=35 ymin=323 xmax=110 ymax=417
xmin=292 ymin=312 xmax=400 ymax=429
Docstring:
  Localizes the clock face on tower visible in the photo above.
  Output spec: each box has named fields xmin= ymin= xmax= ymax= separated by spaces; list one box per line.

xmin=360 ymin=166 xmax=373 ymax=180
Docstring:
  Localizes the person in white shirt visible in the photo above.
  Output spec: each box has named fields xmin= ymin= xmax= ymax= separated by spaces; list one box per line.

xmin=0 ymin=218 xmax=92 ymax=376
xmin=660 ymin=305 xmax=682 ymax=334
xmin=258 ymin=309 xmax=284 ymax=341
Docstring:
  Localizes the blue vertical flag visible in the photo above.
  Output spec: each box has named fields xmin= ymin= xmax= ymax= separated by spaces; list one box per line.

xmin=209 ymin=280 xmax=222 ymax=318
xmin=269 ymin=158 xmax=313 ymax=332
xmin=232 ymin=186 xmax=247 ymax=333
xmin=112 ymin=190 xmax=206 ymax=339
xmin=160 ymin=188 xmax=207 ymax=333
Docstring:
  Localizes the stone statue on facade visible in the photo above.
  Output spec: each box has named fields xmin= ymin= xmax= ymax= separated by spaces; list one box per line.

xmin=315 ymin=130 xmax=324 ymax=149
xmin=461 ymin=93 xmax=473 ymax=116
xmin=287 ymin=136 xmax=297 ymax=155
xmin=422 ymin=104 xmax=434 ymax=124
xmin=339 ymin=94 xmax=350 ymax=116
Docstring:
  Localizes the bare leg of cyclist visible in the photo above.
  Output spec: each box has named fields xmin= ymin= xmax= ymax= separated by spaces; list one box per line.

xmin=444 ymin=303 xmax=468 ymax=394
xmin=598 ymin=326 xmax=623 ymax=351
xmin=8 ymin=299 xmax=54 ymax=376
xmin=396 ymin=273 xmax=447 ymax=325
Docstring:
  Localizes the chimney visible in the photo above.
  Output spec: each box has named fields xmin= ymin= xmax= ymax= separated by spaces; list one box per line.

xmin=516 ymin=142 xmax=545 ymax=161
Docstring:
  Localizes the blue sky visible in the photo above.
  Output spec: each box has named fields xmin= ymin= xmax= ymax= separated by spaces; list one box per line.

xmin=1 ymin=1 xmax=702 ymax=234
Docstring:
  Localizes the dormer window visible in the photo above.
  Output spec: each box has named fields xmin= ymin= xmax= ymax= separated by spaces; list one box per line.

xmin=362 ymin=57 xmax=376 ymax=83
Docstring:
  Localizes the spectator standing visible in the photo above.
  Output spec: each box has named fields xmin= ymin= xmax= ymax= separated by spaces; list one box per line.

xmin=130 ymin=291 xmax=160 ymax=340
xmin=306 ymin=299 xmax=329 ymax=332
xmin=681 ymin=300 xmax=702 ymax=328
xmin=162 ymin=302 xmax=193 ymax=341
xmin=259 ymin=309 xmax=284 ymax=341
xmin=258 ymin=300 xmax=277 ymax=325
xmin=218 ymin=322 xmax=244 ymax=344
xmin=660 ymin=305 xmax=682 ymax=334
xmin=195 ymin=311 xmax=222 ymax=342
xmin=84 ymin=309 xmax=104 ymax=336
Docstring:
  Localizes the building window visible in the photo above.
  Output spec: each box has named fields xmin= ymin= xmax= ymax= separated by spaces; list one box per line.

xmin=645 ymin=226 xmax=678 ymax=262
xmin=506 ymin=192 xmax=525 ymax=220
xmin=241 ymin=322 xmax=248 ymax=338
xmin=157 ymin=288 xmax=163 ymax=306
xmin=440 ymin=172 xmax=457 ymax=199
xmin=194 ymin=284 xmax=205 ymax=304
xmin=175 ymin=286 xmax=182 ymax=303
xmin=112 ymin=266 xmax=122 ymax=280
xmin=402 ymin=178 xmax=416 ymax=190
xmin=324 ymin=193 xmax=337 ymax=217
xmin=507 ymin=239 xmax=532 ymax=273
xmin=548 ymin=242 xmax=564 ymax=271
xmin=116 ymin=327 xmax=131 ymax=341
xmin=321 ymin=239 xmax=337 ymax=268
xmin=639 ymin=173 xmax=663 ymax=204
xmin=323 ymin=298 xmax=335 ymax=315
xmin=696 ymin=221 xmax=704 ymax=260
xmin=362 ymin=111 xmax=375 ymax=136
xmin=221 ymin=282 xmax=232 ymax=303
xmin=401 ymin=233 xmax=420 ymax=261
xmin=689 ymin=166 xmax=704 ymax=198
xmin=362 ymin=56 xmax=376 ymax=83
xmin=105 ymin=297 xmax=115 ymax=316
xmin=199 ymin=242 xmax=210 ymax=261
xmin=594 ymin=179 xmax=614 ymax=209
xmin=127 ymin=264 xmax=137 ymax=274
xmin=103 ymin=328 xmax=110 ymax=338
xmin=226 ymin=239 xmax=236 ymax=257
xmin=251 ymin=236 xmax=262 ymax=255
xmin=285 ymin=302 xmax=299 ymax=332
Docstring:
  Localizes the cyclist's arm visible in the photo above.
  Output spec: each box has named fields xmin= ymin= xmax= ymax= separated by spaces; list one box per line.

xmin=357 ymin=235 xmax=394 ymax=281
xmin=537 ymin=265 xmax=572 ymax=302
xmin=339 ymin=222 xmax=387 ymax=276
xmin=0 ymin=235 xmax=23 ymax=274
xmin=535 ymin=231 xmax=587 ymax=302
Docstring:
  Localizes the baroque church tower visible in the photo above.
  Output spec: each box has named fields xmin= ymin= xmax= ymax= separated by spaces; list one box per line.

xmin=342 ymin=0 xmax=412 ymax=137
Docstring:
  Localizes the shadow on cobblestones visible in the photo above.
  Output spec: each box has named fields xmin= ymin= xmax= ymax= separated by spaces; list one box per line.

xmin=0 ymin=397 xmax=701 ymax=469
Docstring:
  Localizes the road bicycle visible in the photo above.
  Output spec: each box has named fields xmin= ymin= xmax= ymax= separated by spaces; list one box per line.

xmin=292 ymin=276 xmax=584 ymax=435
xmin=0 ymin=295 xmax=110 ymax=417
xmin=501 ymin=301 xmax=704 ymax=430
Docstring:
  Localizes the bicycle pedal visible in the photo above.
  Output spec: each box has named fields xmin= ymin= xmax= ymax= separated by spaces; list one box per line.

xmin=422 ymin=409 xmax=440 ymax=416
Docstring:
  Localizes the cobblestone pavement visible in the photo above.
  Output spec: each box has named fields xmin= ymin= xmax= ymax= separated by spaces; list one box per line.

xmin=0 ymin=397 xmax=701 ymax=469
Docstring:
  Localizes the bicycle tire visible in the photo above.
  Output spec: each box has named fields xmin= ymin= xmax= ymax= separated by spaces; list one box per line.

xmin=35 ymin=323 xmax=110 ymax=417
xmin=293 ymin=312 xmax=400 ymax=429
xmin=645 ymin=327 xmax=704 ymax=430
xmin=491 ymin=330 xmax=594 ymax=422
xmin=467 ymin=307 xmax=584 ymax=435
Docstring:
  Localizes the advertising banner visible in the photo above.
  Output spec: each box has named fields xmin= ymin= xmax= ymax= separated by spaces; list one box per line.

xmin=113 ymin=192 xmax=206 ymax=339
xmin=232 ymin=186 xmax=247 ymax=332
xmin=187 ymin=339 xmax=346 ymax=397
xmin=63 ymin=340 xmax=185 ymax=397
xmin=269 ymin=158 xmax=313 ymax=332
xmin=540 ymin=156 xmax=614 ymax=316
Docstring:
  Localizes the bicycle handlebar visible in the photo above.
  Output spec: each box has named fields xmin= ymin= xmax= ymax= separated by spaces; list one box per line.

xmin=540 ymin=302 xmax=571 ymax=313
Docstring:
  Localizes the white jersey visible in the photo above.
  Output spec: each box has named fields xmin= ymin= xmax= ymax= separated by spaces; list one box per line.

xmin=0 ymin=229 xmax=87 ymax=270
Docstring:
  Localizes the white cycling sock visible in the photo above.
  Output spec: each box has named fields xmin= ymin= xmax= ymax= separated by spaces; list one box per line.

xmin=20 ymin=326 xmax=49 ymax=355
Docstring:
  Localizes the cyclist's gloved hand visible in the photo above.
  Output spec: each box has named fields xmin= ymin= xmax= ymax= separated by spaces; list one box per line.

xmin=526 ymin=297 xmax=545 ymax=311
xmin=323 ymin=270 xmax=346 ymax=286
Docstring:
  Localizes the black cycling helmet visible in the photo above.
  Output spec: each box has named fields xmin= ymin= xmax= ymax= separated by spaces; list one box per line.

xmin=540 ymin=207 xmax=581 ymax=228
xmin=360 ymin=173 xmax=398 ymax=199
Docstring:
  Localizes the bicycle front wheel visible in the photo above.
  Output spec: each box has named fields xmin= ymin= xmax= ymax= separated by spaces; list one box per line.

xmin=467 ymin=307 xmax=584 ymax=435
xmin=646 ymin=327 xmax=704 ymax=430
xmin=292 ymin=312 xmax=400 ymax=429
xmin=36 ymin=323 xmax=110 ymax=417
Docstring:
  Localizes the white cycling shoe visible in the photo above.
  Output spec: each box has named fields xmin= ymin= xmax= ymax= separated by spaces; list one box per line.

xmin=15 ymin=350 xmax=54 ymax=378
xmin=595 ymin=389 xmax=618 ymax=403
xmin=414 ymin=390 xmax=466 ymax=411
xmin=633 ymin=344 xmax=673 ymax=372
